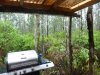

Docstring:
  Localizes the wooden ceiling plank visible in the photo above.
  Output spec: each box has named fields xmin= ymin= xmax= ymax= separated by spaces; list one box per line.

xmin=0 ymin=0 xmax=99 ymax=16
xmin=33 ymin=0 xmax=40 ymax=4
xmin=0 ymin=1 xmax=48 ymax=12
xmin=43 ymin=0 xmax=56 ymax=5
xmin=53 ymin=0 xmax=66 ymax=7
xmin=71 ymin=0 xmax=100 ymax=12
xmin=42 ymin=0 xmax=46 ymax=4
xmin=19 ymin=0 xmax=24 ymax=5
xmin=43 ymin=0 xmax=71 ymax=13
xmin=0 ymin=0 xmax=5 ymax=4
xmin=71 ymin=0 xmax=91 ymax=10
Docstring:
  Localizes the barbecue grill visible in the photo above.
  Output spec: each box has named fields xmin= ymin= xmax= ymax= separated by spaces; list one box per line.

xmin=0 ymin=50 xmax=54 ymax=75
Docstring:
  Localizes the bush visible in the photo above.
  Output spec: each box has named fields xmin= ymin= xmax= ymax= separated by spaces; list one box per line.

xmin=0 ymin=21 xmax=35 ymax=53
xmin=73 ymin=48 xmax=89 ymax=74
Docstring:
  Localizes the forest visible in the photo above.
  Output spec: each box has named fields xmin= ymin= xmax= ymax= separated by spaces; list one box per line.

xmin=0 ymin=3 xmax=100 ymax=75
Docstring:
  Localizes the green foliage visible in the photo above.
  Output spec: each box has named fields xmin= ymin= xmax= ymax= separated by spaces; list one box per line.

xmin=0 ymin=21 xmax=17 ymax=52
xmin=72 ymin=30 xmax=100 ymax=63
xmin=72 ymin=30 xmax=89 ymax=48
xmin=72 ymin=30 xmax=100 ymax=50
xmin=0 ymin=21 xmax=34 ymax=54
xmin=74 ymin=48 xmax=89 ymax=68
xmin=73 ymin=48 xmax=89 ymax=74
xmin=94 ymin=31 xmax=100 ymax=62
xmin=0 ymin=20 xmax=100 ymax=75
xmin=41 ymin=32 xmax=66 ymax=52
xmin=94 ymin=31 xmax=100 ymax=50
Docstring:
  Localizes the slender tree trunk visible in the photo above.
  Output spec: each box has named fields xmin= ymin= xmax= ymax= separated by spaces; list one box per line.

xmin=47 ymin=16 xmax=49 ymax=37
xmin=87 ymin=6 xmax=95 ymax=75
xmin=96 ymin=4 xmax=100 ymax=30
xmin=65 ymin=17 xmax=68 ymax=52
xmin=80 ymin=10 xmax=83 ymax=32
xmin=69 ymin=17 xmax=73 ymax=75
xmin=97 ymin=5 xmax=100 ymax=30
xmin=79 ymin=10 xmax=83 ymax=42
xmin=36 ymin=14 xmax=40 ymax=52
xmin=65 ymin=17 xmax=70 ymax=74
xmin=63 ymin=17 xmax=65 ymax=30
xmin=34 ymin=19 xmax=37 ymax=50
xmin=41 ymin=15 xmax=45 ymax=54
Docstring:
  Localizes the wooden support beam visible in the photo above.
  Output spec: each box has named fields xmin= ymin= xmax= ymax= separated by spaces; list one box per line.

xmin=87 ymin=6 xmax=95 ymax=75
xmin=71 ymin=0 xmax=100 ymax=12
xmin=71 ymin=0 xmax=91 ymax=10
xmin=0 ymin=0 xmax=99 ymax=13
xmin=69 ymin=17 xmax=73 ymax=75
xmin=0 ymin=1 xmax=48 ymax=9
xmin=0 ymin=0 xmax=71 ymax=12
xmin=0 ymin=5 xmax=80 ymax=17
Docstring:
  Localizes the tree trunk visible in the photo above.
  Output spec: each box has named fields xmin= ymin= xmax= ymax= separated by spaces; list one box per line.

xmin=63 ymin=17 xmax=65 ymax=30
xmin=36 ymin=14 xmax=40 ymax=52
xmin=69 ymin=17 xmax=73 ymax=75
xmin=80 ymin=10 xmax=83 ymax=32
xmin=87 ymin=6 xmax=95 ymax=75
xmin=47 ymin=16 xmax=49 ymax=37
xmin=97 ymin=4 xmax=100 ymax=30
xmin=41 ymin=15 xmax=45 ymax=54
xmin=65 ymin=17 xmax=70 ymax=74
xmin=34 ymin=15 xmax=37 ymax=50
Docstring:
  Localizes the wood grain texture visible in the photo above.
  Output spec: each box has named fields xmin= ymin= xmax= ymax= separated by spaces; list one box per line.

xmin=0 ymin=0 xmax=99 ymax=16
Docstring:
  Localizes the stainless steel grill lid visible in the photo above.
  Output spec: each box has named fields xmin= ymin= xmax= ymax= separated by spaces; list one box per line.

xmin=7 ymin=50 xmax=38 ymax=71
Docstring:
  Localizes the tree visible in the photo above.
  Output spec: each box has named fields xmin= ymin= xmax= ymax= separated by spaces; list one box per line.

xmin=46 ymin=15 xmax=49 ymax=37
xmin=96 ymin=3 xmax=100 ymax=30
xmin=41 ymin=15 xmax=45 ymax=54
xmin=27 ymin=14 xmax=35 ymax=33
xmin=69 ymin=17 xmax=73 ymax=75
xmin=80 ymin=10 xmax=83 ymax=32
xmin=36 ymin=14 xmax=40 ymax=52
xmin=87 ymin=6 xmax=95 ymax=75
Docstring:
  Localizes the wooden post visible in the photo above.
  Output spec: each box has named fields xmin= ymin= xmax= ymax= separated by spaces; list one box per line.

xmin=87 ymin=6 xmax=95 ymax=75
xmin=69 ymin=17 xmax=73 ymax=75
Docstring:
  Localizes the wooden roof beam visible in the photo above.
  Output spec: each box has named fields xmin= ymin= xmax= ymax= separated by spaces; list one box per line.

xmin=0 ymin=1 xmax=50 ymax=10
xmin=42 ymin=0 xmax=71 ymax=13
xmin=71 ymin=0 xmax=100 ymax=12
xmin=0 ymin=5 xmax=80 ymax=17
xmin=70 ymin=0 xmax=91 ymax=10
xmin=52 ymin=0 xmax=66 ymax=7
